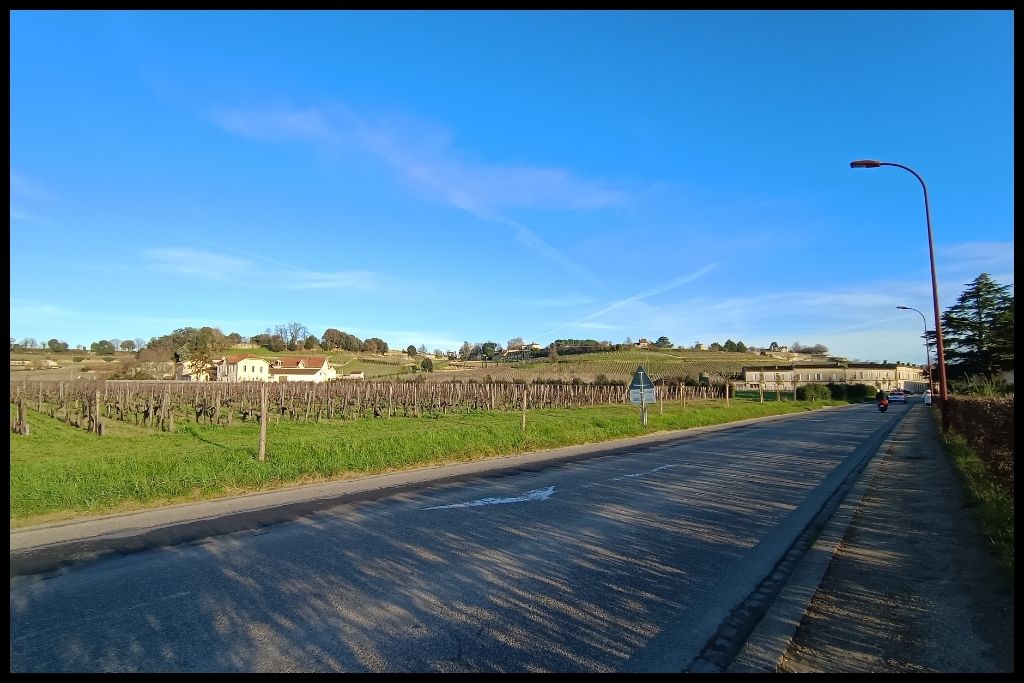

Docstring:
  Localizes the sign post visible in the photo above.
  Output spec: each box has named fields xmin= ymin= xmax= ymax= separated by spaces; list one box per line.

xmin=629 ymin=365 xmax=656 ymax=426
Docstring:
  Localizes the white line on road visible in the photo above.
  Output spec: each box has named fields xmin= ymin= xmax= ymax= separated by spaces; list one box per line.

xmin=612 ymin=464 xmax=676 ymax=480
xmin=422 ymin=486 xmax=556 ymax=510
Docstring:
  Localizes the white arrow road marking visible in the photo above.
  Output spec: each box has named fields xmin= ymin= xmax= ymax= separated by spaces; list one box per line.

xmin=612 ymin=464 xmax=676 ymax=481
xmin=423 ymin=485 xmax=556 ymax=510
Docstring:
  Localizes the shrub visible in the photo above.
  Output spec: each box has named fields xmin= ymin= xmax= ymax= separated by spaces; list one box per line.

xmin=797 ymin=384 xmax=832 ymax=401
xmin=949 ymin=374 xmax=1014 ymax=397
xmin=827 ymin=383 xmax=847 ymax=400
xmin=845 ymin=383 xmax=876 ymax=402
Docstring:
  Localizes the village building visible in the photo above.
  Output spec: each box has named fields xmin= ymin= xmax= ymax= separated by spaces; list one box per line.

xmin=269 ymin=356 xmax=337 ymax=383
xmin=214 ymin=355 xmax=271 ymax=382
xmin=737 ymin=361 xmax=927 ymax=393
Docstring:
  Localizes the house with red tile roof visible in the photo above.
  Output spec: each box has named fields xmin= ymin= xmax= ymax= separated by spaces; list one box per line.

xmin=268 ymin=356 xmax=337 ymax=383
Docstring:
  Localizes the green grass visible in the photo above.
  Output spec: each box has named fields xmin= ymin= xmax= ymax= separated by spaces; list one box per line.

xmin=10 ymin=397 xmax=842 ymax=526
xmin=938 ymin=414 xmax=1015 ymax=574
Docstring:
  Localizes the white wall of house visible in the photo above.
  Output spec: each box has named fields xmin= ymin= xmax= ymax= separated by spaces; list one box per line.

xmin=217 ymin=357 xmax=271 ymax=382
xmin=269 ymin=358 xmax=338 ymax=383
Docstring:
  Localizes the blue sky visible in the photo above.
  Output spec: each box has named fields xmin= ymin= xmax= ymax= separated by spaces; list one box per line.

xmin=10 ymin=10 xmax=1014 ymax=363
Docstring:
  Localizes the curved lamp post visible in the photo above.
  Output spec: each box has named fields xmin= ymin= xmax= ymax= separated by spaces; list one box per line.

xmin=851 ymin=160 xmax=949 ymax=431
xmin=896 ymin=305 xmax=933 ymax=392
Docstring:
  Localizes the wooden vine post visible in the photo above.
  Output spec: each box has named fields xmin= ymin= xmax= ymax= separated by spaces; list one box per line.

xmin=521 ymin=385 xmax=527 ymax=433
xmin=15 ymin=397 xmax=29 ymax=435
xmin=258 ymin=381 xmax=268 ymax=462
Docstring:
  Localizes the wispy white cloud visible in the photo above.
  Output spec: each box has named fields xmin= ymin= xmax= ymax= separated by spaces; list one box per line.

xmin=9 ymin=169 xmax=52 ymax=201
xmin=279 ymin=270 xmax=388 ymax=291
xmin=531 ymin=263 xmax=720 ymax=340
xmin=211 ymin=106 xmax=344 ymax=145
xmin=141 ymin=243 xmax=405 ymax=294
xmin=210 ymin=104 xmax=628 ymax=287
xmin=508 ymin=295 xmax=596 ymax=308
xmin=10 ymin=210 xmax=57 ymax=228
xmin=939 ymin=241 xmax=1014 ymax=286
xmin=574 ymin=322 xmax=622 ymax=331
xmin=11 ymin=299 xmax=78 ymax=319
xmin=354 ymin=113 xmax=626 ymax=213
xmin=143 ymin=247 xmax=253 ymax=280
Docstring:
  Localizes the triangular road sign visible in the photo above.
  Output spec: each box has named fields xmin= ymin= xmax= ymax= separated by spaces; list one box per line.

xmin=630 ymin=365 xmax=655 ymax=390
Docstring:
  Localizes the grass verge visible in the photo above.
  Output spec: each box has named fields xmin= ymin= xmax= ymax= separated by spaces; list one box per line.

xmin=937 ymin=412 xmax=1014 ymax=574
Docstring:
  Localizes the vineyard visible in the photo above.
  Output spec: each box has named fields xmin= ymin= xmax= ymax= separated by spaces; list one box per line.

xmin=425 ymin=349 xmax=777 ymax=385
xmin=9 ymin=377 xmax=731 ymax=436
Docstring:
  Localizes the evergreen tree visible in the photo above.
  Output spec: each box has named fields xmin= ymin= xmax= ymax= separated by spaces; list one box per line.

xmin=940 ymin=273 xmax=1014 ymax=377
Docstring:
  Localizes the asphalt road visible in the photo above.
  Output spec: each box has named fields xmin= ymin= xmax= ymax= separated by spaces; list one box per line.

xmin=10 ymin=402 xmax=905 ymax=672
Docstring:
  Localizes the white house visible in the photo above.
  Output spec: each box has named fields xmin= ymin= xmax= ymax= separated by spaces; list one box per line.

xmin=268 ymin=356 xmax=337 ymax=383
xmin=215 ymin=355 xmax=272 ymax=382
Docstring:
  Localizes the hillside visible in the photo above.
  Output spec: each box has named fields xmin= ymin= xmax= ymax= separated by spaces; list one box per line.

xmin=10 ymin=347 xmax=806 ymax=384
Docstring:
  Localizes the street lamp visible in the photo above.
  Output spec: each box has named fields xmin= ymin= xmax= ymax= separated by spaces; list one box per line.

xmin=896 ymin=305 xmax=932 ymax=392
xmin=851 ymin=160 xmax=950 ymax=431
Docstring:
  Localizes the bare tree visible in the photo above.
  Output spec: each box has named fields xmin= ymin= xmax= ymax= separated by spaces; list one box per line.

xmin=287 ymin=322 xmax=308 ymax=347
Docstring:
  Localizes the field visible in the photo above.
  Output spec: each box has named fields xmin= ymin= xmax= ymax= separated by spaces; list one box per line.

xmin=10 ymin=387 xmax=846 ymax=527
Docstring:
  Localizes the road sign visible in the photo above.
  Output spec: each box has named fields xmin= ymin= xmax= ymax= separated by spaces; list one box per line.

xmin=629 ymin=366 xmax=656 ymax=405
xmin=630 ymin=366 xmax=655 ymax=390
xmin=630 ymin=388 xmax=656 ymax=404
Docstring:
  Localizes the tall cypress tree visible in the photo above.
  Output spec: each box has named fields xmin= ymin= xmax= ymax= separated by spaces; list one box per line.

xmin=940 ymin=273 xmax=1014 ymax=377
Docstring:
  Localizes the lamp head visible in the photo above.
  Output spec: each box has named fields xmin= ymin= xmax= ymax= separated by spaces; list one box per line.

xmin=850 ymin=159 xmax=883 ymax=168
xmin=896 ymin=306 xmax=909 ymax=310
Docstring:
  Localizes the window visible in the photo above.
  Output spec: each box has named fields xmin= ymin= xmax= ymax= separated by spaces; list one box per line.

xmin=815 ymin=373 xmax=822 ymax=380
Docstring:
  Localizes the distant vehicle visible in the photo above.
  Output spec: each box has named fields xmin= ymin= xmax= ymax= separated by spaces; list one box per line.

xmin=888 ymin=390 xmax=907 ymax=403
